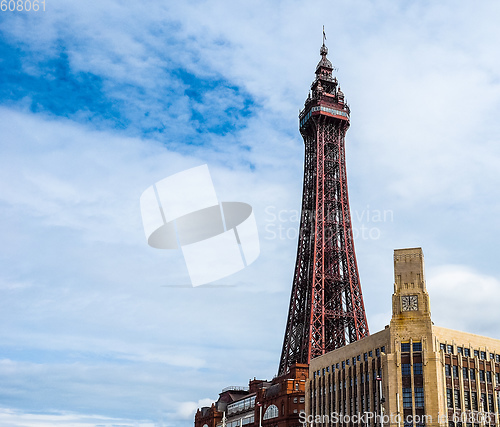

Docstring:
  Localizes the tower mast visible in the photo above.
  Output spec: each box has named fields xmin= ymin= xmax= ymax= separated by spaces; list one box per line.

xmin=278 ymin=38 xmax=369 ymax=375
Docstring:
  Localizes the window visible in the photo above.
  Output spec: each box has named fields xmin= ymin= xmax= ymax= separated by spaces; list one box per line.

xmin=300 ymin=397 xmax=305 ymax=403
xmin=445 ymin=364 xmax=451 ymax=377
xmin=414 ymin=363 xmax=423 ymax=375
xmin=447 ymin=345 xmax=454 ymax=354
xmin=457 ymin=347 xmax=463 ymax=355
xmin=376 ymin=348 xmax=380 ymax=357
xmin=486 ymin=371 xmax=492 ymax=383
xmin=488 ymin=395 xmax=494 ymax=413
xmin=402 ymin=364 xmax=411 ymax=376
xmin=242 ymin=417 xmax=254 ymax=426
xmin=346 ymin=359 xmax=350 ymax=366
xmin=474 ymin=350 xmax=479 ymax=358
xmin=401 ymin=343 xmax=411 ymax=353
xmin=353 ymin=357 xmax=356 ymax=366
xmin=453 ymin=365 xmax=459 ymax=378
xmin=332 ymin=365 xmax=335 ymax=373
xmin=490 ymin=353 xmax=494 ymax=360
xmin=440 ymin=343 xmax=446 ymax=351
xmin=496 ymin=355 xmax=500 ymax=363
xmin=481 ymin=351 xmax=486 ymax=360
xmin=472 ymin=392 xmax=478 ymax=411
xmin=479 ymin=370 xmax=485 ymax=382
xmin=364 ymin=353 xmax=368 ymax=361
xmin=403 ymin=388 xmax=412 ymax=408
xmin=263 ymin=405 xmax=279 ymax=420
xmin=381 ymin=346 xmax=385 ymax=353
xmin=482 ymin=393 xmax=487 ymax=412
xmin=413 ymin=342 xmax=422 ymax=352
xmin=447 ymin=389 xmax=453 ymax=408
xmin=294 ymin=398 xmax=297 ymax=403
xmin=357 ymin=355 xmax=361 ymax=361
xmin=454 ymin=390 xmax=461 ymax=409
xmin=462 ymin=367 xmax=469 ymax=379
xmin=464 ymin=348 xmax=470 ymax=357
xmin=496 ymin=372 xmax=500 ymax=383
xmin=470 ymin=368 xmax=475 ymax=380
xmin=415 ymin=387 xmax=424 ymax=408
xmin=342 ymin=361 xmax=345 ymax=369
xmin=464 ymin=391 xmax=471 ymax=410
xmin=369 ymin=350 xmax=373 ymax=358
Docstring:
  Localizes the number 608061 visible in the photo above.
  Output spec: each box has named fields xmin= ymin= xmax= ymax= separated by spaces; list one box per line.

xmin=1 ymin=0 xmax=46 ymax=11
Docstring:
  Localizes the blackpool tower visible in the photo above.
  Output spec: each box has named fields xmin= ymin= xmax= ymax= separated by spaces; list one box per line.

xmin=278 ymin=39 xmax=369 ymax=375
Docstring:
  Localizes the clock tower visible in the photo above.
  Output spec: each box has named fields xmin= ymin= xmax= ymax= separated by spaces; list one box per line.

xmin=392 ymin=248 xmax=431 ymax=321
xmin=391 ymin=247 xmax=431 ymax=320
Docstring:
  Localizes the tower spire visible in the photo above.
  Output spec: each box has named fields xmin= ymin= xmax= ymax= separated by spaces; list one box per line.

xmin=278 ymin=42 xmax=369 ymax=375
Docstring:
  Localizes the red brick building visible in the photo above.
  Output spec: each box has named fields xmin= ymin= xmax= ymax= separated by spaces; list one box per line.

xmin=194 ymin=363 xmax=308 ymax=427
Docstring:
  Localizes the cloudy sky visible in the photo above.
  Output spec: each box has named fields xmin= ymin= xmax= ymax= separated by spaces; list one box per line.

xmin=1 ymin=1 xmax=500 ymax=426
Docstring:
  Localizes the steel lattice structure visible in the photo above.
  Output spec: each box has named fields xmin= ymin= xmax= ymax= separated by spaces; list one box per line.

xmin=278 ymin=42 xmax=369 ymax=375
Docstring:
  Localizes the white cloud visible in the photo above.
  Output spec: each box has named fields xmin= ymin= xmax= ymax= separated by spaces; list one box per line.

xmin=0 ymin=407 xmax=156 ymax=427
xmin=177 ymin=398 xmax=214 ymax=420
xmin=427 ymin=265 xmax=500 ymax=338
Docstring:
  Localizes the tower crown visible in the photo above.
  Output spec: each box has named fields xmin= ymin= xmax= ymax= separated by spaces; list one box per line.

xmin=299 ymin=41 xmax=350 ymax=131
xmin=316 ymin=43 xmax=333 ymax=73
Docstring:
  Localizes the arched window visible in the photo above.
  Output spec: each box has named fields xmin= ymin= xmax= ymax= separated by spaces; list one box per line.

xmin=263 ymin=404 xmax=279 ymax=420
xmin=202 ymin=424 xmax=209 ymax=427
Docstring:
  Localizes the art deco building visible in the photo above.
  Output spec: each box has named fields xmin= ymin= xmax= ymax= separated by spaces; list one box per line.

xmin=306 ymin=247 xmax=500 ymax=427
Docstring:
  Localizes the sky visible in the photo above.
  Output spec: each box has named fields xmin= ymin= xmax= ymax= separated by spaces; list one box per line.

xmin=1 ymin=0 xmax=500 ymax=426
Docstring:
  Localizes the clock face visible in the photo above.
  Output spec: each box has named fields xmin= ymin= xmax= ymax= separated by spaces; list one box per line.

xmin=401 ymin=295 xmax=418 ymax=312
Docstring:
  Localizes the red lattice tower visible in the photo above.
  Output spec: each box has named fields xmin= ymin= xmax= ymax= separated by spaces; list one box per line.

xmin=278 ymin=41 xmax=369 ymax=375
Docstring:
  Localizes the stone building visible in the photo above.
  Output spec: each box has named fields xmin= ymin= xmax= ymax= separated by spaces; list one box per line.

xmin=306 ymin=247 xmax=500 ymax=427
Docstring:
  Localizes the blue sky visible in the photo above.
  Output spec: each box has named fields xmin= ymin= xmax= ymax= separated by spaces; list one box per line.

xmin=1 ymin=1 xmax=500 ymax=426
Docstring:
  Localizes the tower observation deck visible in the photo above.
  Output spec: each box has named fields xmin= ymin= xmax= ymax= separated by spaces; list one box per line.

xmin=278 ymin=41 xmax=369 ymax=375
